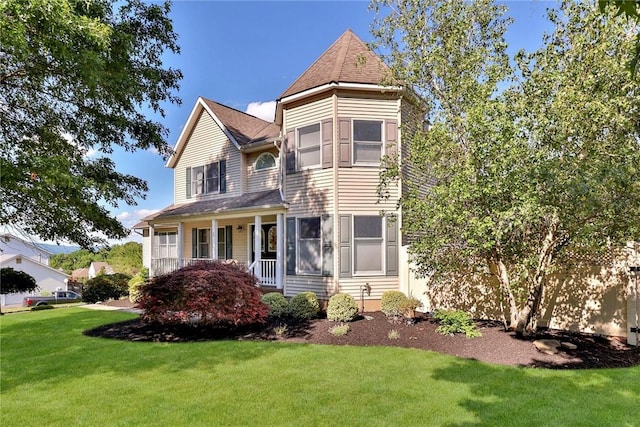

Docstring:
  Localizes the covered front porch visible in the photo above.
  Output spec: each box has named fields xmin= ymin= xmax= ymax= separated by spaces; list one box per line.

xmin=148 ymin=212 xmax=285 ymax=288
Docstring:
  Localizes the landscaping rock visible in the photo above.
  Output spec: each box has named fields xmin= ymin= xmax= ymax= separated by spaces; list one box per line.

xmin=534 ymin=339 xmax=561 ymax=355
xmin=561 ymin=342 xmax=577 ymax=350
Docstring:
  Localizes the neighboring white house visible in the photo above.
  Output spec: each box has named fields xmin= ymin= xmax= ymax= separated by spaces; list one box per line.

xmin=88 ymin=262 xmax=114 ymax=279
xmin=0 ymin=233 xmax=52 ymax=265
xmin=0 ymin=254 xmax=69 ymax=306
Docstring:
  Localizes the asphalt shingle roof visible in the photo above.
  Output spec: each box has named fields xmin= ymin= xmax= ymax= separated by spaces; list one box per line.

xmin=279 ymin=29 xmax=390 ymax=99
xmin=149 ymin=189 xmax=284 ymax=221
xmin=202 ymin=99 xmax=280 ymax=146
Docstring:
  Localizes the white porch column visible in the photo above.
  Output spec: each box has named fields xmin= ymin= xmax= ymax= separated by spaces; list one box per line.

xmin=177 ymin=222 xmax=184 ymax=268
xmin=148 ymin=224 xmax=155 ymax=276
xmin=254 ymin=215 xmax=262 ymax=281
xmin=211 ymin=219 xmax=218 ymax=260
xmin=276 ymin=213 xmax=284 ymax=289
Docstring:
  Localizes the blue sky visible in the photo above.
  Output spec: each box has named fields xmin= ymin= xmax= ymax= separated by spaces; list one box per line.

xmin=109 ymin=0 xmax=556 ymax=243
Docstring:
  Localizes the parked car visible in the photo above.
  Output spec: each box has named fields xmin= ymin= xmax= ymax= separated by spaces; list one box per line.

xmin=23 ymin=291 xmax=82 ymax=307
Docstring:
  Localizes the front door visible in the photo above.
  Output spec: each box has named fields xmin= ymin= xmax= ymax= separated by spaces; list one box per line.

xmin=251 ymin=223 xmax=277 ymax=261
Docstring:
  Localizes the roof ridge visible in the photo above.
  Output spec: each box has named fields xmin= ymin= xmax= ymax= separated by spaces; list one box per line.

xmin=330 ymin=30 xmax=352 ymax=82
xmin=279 ymin=30 xmax=349 ymax=98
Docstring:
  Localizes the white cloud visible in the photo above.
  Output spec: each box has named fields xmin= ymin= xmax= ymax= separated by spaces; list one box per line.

xmin=116 ymin=209 xmax=159 ymax=230
xmin=245 ymin=101 xmax=277 ymax=122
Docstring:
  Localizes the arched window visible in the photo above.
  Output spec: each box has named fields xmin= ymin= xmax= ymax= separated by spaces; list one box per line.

xmin=255 ymin=152 xmax=276 ymax=170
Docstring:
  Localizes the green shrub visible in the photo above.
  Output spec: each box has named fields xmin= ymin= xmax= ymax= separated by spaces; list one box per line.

xmin=273 ymin=323 xmax=288 ymax=337
xmin=329 ymin=323 xmax=350 ymax=337
xmin=128 ymin=268 xmax=149 ymax=303
xmin=261 ymin=292 xmax=289 ymax=318
xmin=381 ymin=291 xmax=408 ymax=317
xmin=326 ymin=293 xmax=359 ymax=322
xmin=83 ymin=273 xmax=131 ymax=303
xmin=31 ymin=304 xmax=54 ymax=311
xmin=288 ymin=292 xmax=319 ymax=321
xmin=432 ymin=309 xmax=482 ymax=338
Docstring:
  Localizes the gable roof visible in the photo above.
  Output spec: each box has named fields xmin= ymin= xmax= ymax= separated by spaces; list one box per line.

xmin=202 ymin=99 xmax=280 ymax=146
xmin=0 ymin=254 xmax=69 ymax=278
xmin=167 ymin=97 xmax=280 ymax=168
xmin=0 ymin=233 xmax=53 ymax=255
xmin=279 ymin=29 xmax=390 ymax=100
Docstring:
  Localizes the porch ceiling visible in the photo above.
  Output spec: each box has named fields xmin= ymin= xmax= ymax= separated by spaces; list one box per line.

xmin=152 ymin=189 xmax=285 ymax=221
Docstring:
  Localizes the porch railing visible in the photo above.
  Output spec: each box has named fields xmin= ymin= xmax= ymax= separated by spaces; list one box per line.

xmin=248 ymin=259 xmax=277 ymax=286
xmin=151 ymin=258 xmax=247 ymax=276
xmin=151 ymin=258 xmax=276 ymax=286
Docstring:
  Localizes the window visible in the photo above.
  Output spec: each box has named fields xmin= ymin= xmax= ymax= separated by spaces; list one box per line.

xmin=217 ymin=227 xmax=227 ymax=260
xmin=353 ymin=120 xmax=383 ymax=164
xmin=353 ymin=216 xmax=383 ymax=274
xmin=255 ymin=152 xmax=277 ymax=170
xmin=298 ymin=217 xmax=321 ymax=274
xmin=155 ymin=231 xmax=177 ymax=259
xmin=191 ymin=161 xmax=223 ymax=196
xmin=297 ymin=123 xmax=321 ymax=168
xmin=197 ymin=229 xmax=210 ymax=258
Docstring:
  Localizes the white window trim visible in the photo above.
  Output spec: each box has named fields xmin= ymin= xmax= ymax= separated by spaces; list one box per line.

xmin=192 ymin=161 xmax=223 ymax=197
xmin=154 ymin=231 xmax=177 ymax=259
xmin=217 ymin=227 xmax=227 ymax=260
xmin=254 ymin=152 xmax=278 ymax=171
xmin=196 ymin=228 xmax=211 ymax=259
xmin=296 ymin=216 xmax=323 ymax=275
xmin=296 ymin=122 xmax=322 ymax=170
xmin=352 ymin=119 xmax=384 ymax=167
xmin=352 ymin=215 xmax=385 ymax=276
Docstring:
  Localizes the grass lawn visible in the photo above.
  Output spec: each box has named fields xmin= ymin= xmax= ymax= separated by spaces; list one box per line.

xmin=1 ymin=309 xmax=638 ymax=426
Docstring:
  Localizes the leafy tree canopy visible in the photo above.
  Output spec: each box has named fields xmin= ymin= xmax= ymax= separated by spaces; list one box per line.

xmin=374 ymin=0 xmax=640 ymax=333
xmin=0 ymin=267 xmax=38 ymax=295
xmin=0 ymin=0 xmax=182 ymax=248
xmin=50 ymin=241 xmax=142 ymax=275
xmin=599 ymin=0 xmax=640 ymax=74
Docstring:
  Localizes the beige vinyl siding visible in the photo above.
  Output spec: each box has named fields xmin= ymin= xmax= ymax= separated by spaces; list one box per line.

xmin=285 ymin=169 xmax=334 ymax=216
xmin=283 ymin=95 xmax=336 ymax=216
xmin=246 ymin=148 xmax=280 ymax=193
xmin=173 ymin=110 xmax=242 ymax=205
xmin=337 ymin=169 xmax=397 ymax=213
xmin=337 ymin=94 xmax=400 ymax=119
xmin=285 ymin=95 xmax=333 ymax=129
xmin=285 ymin=277 xmax=335 ymax=300
xmin=337 ymin=276 xmax=400 ymax=300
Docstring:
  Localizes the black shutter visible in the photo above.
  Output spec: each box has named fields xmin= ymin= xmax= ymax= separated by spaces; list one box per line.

xmin=191 ymin=228 xmax=198 ymax=258
xmin=219 ymin=160 xmax=226 ymax=194
xmin=286 ymin=217 xmax=296 ymax=275
xmin=385 ymin=215 xmax=398 ymax=276
xmin=285 ymin=129 xmax=296 ymax=174
xmin=225 ymin=225 xmax=232 ymax=259
xmin=322 ymin=214 xmax=333 ymax=276
xmin=339 ymin=215 xmax=352 ymax=278
xmin=186 ymin=167 xmax=192 ymax=199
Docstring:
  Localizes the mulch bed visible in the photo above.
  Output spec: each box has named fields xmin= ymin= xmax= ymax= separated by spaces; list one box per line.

xmin=85 ymin=302 xmax=640 ymax=370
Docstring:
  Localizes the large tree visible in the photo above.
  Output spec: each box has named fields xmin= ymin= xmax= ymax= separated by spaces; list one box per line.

xmin=0 ymin=0 xmax=182 ymax=248
xmin=0 ymin=267 xmax=38 ymax=313
xmin=373 ymin=0 xmax=640 ymax=333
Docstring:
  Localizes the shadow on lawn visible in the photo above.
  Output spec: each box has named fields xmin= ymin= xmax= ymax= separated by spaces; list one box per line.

xmin=0 ymin=309 xmax=296 ymax=393
xmin=431 ymin=360 xmax=640 ymax=426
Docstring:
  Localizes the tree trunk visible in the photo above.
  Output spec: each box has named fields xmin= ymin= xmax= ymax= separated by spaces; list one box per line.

xmin=488 ymin=256 xmax=518 ymax=329
xmin=515 ymin=218 xmax=559 ymax=335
